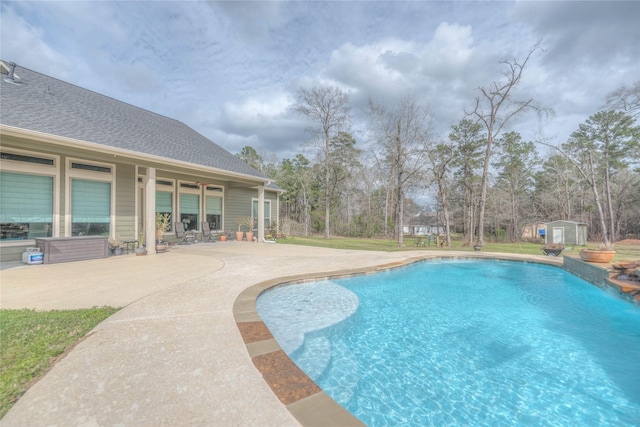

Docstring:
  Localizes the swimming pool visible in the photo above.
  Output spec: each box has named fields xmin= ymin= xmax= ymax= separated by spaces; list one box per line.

xmin=257 ymin=259 xmax=640 ymax=426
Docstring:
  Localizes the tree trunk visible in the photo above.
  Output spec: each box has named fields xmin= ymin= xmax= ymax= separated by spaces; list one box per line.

xmin=439 ymin=180 xmax=452 ymax=246
xmin=397 ymin=184 xmax=404 ymax=246
xmin=587 ymin=151 xmax=610 ymax=248
xmin=324 ymin=131 xmax=331 ymax=239
xmin=511 ymin=191 xmax=518 ymax=241
xmin=603 ymin=150 xmax=616 ymax=243
xmin=476 ymin=133 xmax=493 ymax=247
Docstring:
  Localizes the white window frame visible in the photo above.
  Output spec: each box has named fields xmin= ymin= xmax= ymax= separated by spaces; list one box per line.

xmin=178 ymin=180 xmax=201 ymax=232
xmin=204 ymin=185 xmax=224 ymax=231
xmin=0 ymin=148 xmax=60 ymax=244
xmin=154 ymin=177 xmax=175 ymax=234
xmin=252 ymin=197 xmax=271 ymax=230
xmin=65 ymin=157 xmax=115 ymax=238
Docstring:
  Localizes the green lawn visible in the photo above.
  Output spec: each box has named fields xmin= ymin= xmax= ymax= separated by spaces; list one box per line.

xmin=0 ymin=307 xmax=119 ymax=418
xmin=279 ymin=235 xmax=550 ymax=254
xmin=278 ymin=235 xmax=639 ymax=261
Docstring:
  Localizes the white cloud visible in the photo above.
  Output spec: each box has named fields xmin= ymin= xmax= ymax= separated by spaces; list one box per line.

xmin=214 ymin=92 xmax=307 ymax=157
xmin=0 ymin=4 xmax=70 ymax=78
xmin=324 ymin=38 xmax=419 ymax=100
xmin=424 ymin=22 xmax=475 ymax=70
xmin=2 ymin=0 xmax=637 ymax=161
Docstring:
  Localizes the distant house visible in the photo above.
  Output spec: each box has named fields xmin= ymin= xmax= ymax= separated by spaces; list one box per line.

xmin=0 ymin=61 xmax=280 ymax=261
xmin=403 ymin=212 xmax=445 ymax=235
xmin=545 ymin=220 xmax=587 ymax=245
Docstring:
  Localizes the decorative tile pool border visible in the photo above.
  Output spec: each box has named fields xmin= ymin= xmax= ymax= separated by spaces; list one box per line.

xmin=232 ymin=253 xmax=567 ymax=426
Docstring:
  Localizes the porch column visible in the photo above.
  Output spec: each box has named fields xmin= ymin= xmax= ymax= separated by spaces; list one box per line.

xmin=145 ymin=167 xmax=157 ymax=255
xmin=258 ymin=185 xmax=265 ymax=243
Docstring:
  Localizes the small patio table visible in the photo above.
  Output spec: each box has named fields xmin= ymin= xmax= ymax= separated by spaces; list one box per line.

xmin=123 ymin=240 xmax=137 ymax=254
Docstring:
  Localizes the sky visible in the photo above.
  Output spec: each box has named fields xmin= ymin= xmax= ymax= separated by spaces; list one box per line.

xmin=1 ymin=0 xmax=639 ymax=162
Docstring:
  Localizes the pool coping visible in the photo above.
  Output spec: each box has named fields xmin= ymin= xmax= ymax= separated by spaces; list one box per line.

xmin=232 ymin=253 xmax=563 ymax=426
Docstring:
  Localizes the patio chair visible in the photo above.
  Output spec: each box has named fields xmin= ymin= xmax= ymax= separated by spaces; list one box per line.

xmin=201 ymin=222 xmax=216 ymax=243
xmin=174 ymin=222 xmax=193 ymax=245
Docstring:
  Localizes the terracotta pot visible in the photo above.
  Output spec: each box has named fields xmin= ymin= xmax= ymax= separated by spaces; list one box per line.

xmin=245 ymin=231 xmax=254 ymax=242
xmin=236 ymin=231 xmax=244 ymax=241
xmin=580 ymin=249 xmax=616 ymax=263
xmin=155 ymin=242 xmax=168 ymax=253
xmin=220 ymin=235 xmax=227 ymax=242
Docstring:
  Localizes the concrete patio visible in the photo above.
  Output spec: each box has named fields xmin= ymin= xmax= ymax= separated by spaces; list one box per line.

xmin=0 ymin=243 xmax=560 ymax=426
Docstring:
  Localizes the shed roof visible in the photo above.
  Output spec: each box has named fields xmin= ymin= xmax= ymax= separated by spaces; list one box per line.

xmin=546 ymin=220 xmax=587 ymax=225
xmin=0 ymin=61 xmax=271 ymax=183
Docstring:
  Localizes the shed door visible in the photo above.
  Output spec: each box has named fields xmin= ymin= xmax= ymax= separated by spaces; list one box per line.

xmin=553 ymin=227 xmax=564 ymax=244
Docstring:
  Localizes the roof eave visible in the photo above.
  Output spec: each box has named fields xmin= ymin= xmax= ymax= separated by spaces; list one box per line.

xmin=0 ymin=125 xmax=269 ymax=185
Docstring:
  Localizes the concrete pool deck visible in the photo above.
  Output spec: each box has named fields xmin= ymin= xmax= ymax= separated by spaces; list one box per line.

xmin=0 ymin=243 xmax=561 ymax=426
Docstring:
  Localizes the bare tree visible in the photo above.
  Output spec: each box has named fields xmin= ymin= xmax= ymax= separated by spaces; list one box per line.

xmin=367 ymin=95 xmax=432 ymax=246
xmin=493 ymin=132 xmax=539 ymax=241
xmin=544 ymin=110 xmax=639 ymax=246
xmin=606 ymin=81 xmax=640 ymax=118
xmin=467 ymin=44 xmax=545 ymax=247
xmin=293 ymin=86 xmax=351 ymax=239
xmin=425 ymin=141 xmax=456 ymax=246
xmin=534 ymin=154 xmax=581 ymax=221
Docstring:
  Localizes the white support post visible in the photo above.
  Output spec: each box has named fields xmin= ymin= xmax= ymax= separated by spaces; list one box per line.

xmin=146 ymin=168 xmax=157 ymax=254
xmin=258 ymin=185 xmax=265 ymax=243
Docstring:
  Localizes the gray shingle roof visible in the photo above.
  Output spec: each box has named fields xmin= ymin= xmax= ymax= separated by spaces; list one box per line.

xmin=0 ymin=62 xmax=270 ymax=181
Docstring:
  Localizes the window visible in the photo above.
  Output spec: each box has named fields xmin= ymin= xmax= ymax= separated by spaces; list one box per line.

xmin=180 ymin=193 xmax=199 ymax=231
xmin=67 ymin=158 xmax=114 ymax=237
xmin=156 ymin=190 xmax=173 ymax=232
xmin=1 ymin=149 xmax=58 ymax=240
xmin=1 ymin=172 xmax=53 ymax=240
xmin=252 ymin=199 xmax=271 ymax=230
xmin=71 ymin=162 xmax=111 ymax=173
xmin=71 ymin=179 xmax=111 ymax=236
xmin=1 ymin=152 xmax=54 ymax=166
xmin=205 ymin=196 xmax=222 ymax=230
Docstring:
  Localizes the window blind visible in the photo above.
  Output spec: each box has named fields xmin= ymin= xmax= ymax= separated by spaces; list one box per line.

xmin=0 ymin=172 xmax=53 ymax=222
xmin=71 ymin=179 xmax=110 ymax=222
xmin=206 ymin=196 xmax=222 ymax=215
xmin=181 ymin=194 xmax=199 ymax=214
xmin=156 ymin=191 xmax=172 ymax=213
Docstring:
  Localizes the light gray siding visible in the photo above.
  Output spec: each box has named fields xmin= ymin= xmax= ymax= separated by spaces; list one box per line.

xmin=114 ymin=163 xmax=136 ymax=240
xmin=225 ymin=188 xmax=255 ymax=231
xmin=224 ymin=187 xmax=277 ymax=232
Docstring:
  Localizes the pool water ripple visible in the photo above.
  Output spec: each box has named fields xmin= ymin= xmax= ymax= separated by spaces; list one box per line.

xmin=257 ymin=259 xmax=640 ymax=426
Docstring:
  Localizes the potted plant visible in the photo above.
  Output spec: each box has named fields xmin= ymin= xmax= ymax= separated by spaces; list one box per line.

xmin=235 ymin=217 xmax=246 ymax=241
xmin=245 ymin=216 xmax=255 ymax=242
xmin=580 ymin=243 xmax=616 ymax=263
xmin=134 ymin=231 xmax=147 ymax=256
xmin=155 ymin=213 xmax=171 ymax=252
xmin=108 ymin=235 xmax=124 ymax=255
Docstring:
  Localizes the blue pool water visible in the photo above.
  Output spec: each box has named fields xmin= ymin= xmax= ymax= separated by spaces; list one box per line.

xmin=257 ymin=259 xmax=640 ymax=426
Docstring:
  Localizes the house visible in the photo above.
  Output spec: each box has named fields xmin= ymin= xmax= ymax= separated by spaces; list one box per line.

xmin=403 ymin=212 xmax=445 ymax=236
xmin=544 ymin=220 xmax=587 ymax=246
xmin=0 ymin=61 xmax=281 ymax=261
